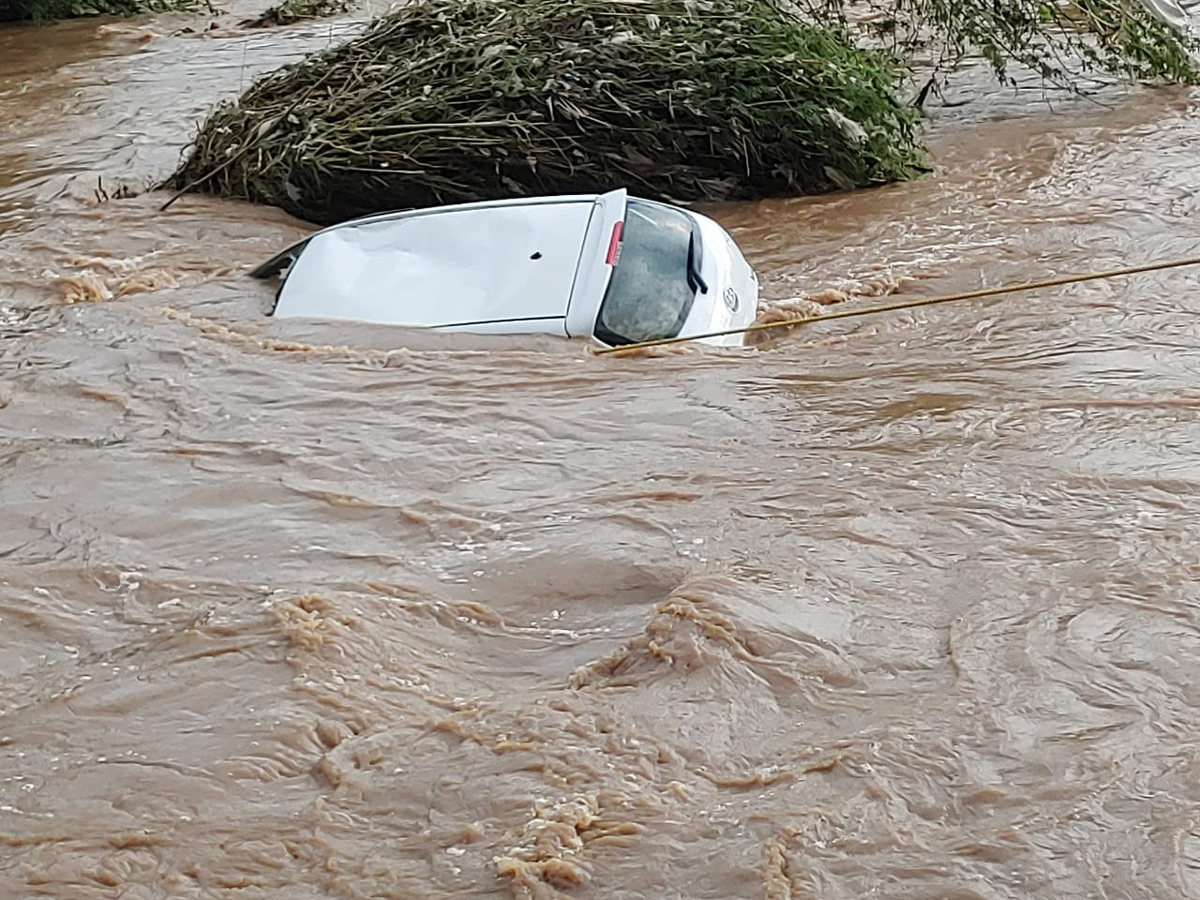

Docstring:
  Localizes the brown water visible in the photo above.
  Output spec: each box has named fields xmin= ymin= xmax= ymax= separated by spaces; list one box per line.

xmin=5 ymin=12 xmax=1200 ymax=900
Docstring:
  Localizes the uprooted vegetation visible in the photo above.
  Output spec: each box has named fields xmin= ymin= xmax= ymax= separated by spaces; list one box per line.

xmin=0 ymin=0 xmax=202 ymax=19
xmin=165 ymin=0 xmax=926 ymax=224
xmin=0 ymin=0 xmax=343 ymax=22
xmin=848 ymin=0 xmax=1198 ymax=88
xmin=237 ymin=0 xmax=348 ymax=28
xmin=164 ymin=0 xmax=1197 ymax=224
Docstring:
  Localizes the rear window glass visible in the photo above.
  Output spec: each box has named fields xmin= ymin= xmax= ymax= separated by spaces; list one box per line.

xmin=594 ymin=200 xmax=696 ymax=346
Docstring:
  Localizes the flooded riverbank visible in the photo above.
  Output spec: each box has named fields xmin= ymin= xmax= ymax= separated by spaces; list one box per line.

xmin=4 ymin=11 xmax=1200 ymax=899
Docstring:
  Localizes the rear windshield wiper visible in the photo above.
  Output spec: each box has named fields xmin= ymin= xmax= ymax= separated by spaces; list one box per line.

xmin=686 ymin=229 xmax=708 ymax=295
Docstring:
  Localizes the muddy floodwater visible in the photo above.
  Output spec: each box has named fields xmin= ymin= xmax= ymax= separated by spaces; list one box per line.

xmin=5 ymin=11 xmax=1200 ymax=900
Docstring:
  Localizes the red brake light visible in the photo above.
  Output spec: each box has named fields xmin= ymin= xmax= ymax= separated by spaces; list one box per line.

xmin=605 ymin=221 xmax=623 ymax=265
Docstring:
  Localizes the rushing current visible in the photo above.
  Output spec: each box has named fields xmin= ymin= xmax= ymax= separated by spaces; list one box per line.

xmin=4 ymin=9 xmax=1200 ymax=899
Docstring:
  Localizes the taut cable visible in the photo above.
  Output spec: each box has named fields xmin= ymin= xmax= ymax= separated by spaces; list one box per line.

xmin=594 ymin=255 xmax=1200 ymax=355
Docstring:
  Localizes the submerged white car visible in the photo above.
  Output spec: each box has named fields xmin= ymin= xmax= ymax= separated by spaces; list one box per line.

xmin=250 ymin=188 xmax=759 ymax=348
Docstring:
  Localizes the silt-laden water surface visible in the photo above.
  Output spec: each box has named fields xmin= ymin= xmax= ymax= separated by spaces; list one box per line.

xmin=4 ymin=12 xmax=1200 ymax=899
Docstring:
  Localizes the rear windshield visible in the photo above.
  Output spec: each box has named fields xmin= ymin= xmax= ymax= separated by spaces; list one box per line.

xmin=593 ymin=200 xmax=696 ymax=346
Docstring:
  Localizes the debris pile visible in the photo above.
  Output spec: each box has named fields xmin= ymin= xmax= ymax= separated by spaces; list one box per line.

xmin=166 ymin=0 xmax=924 ymax=224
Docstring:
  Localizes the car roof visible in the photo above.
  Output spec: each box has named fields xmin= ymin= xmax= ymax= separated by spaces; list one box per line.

xmin=267 ymin=195 xmax=601 ymax=329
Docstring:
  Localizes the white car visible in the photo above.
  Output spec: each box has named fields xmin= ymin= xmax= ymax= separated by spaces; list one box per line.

xmin=250 ymin=188 xmax=759 ymax=348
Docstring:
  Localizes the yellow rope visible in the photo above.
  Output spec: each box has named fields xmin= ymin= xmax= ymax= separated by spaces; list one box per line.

xmin=594 ymin=255 xmax=1200 ymax=356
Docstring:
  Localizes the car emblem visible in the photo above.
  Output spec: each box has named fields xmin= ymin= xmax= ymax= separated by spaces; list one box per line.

xmin=723 ymin=286 xmax=739 ymax=313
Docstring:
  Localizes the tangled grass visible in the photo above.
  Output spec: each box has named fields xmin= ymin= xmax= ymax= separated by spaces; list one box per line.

xmin=0 ymin=0 xmax=202 ymax=20
xmin=237 ymin=0 xmax=350 ymax=29
xmin=833 ymin=0 xmax=1199 ymax=89
xmin=166 ymin=0 xmax=925 ymax=224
